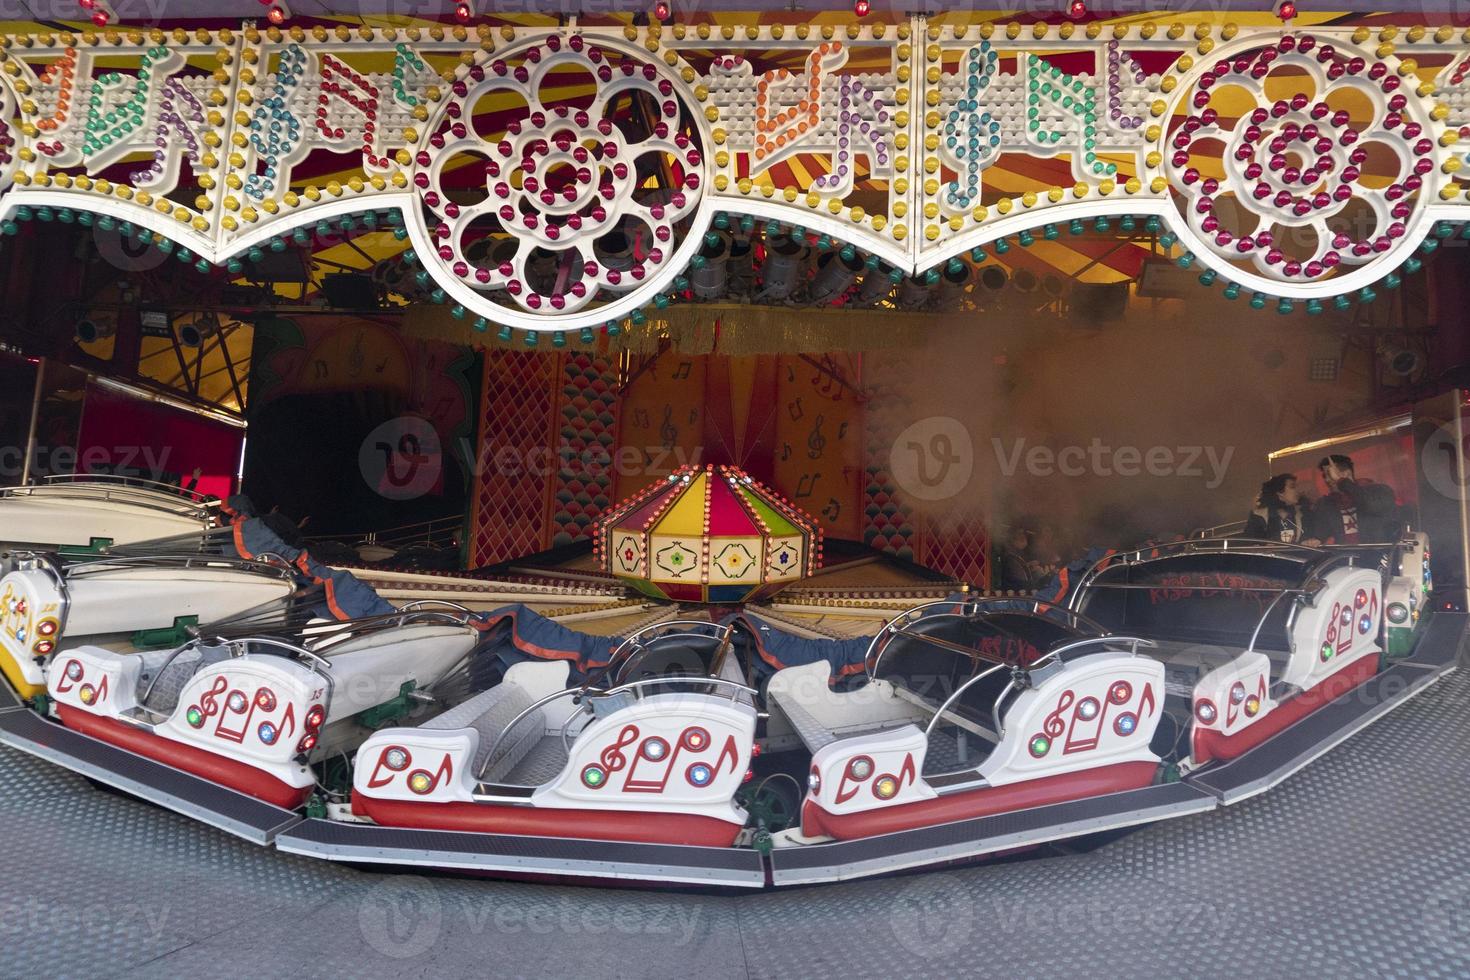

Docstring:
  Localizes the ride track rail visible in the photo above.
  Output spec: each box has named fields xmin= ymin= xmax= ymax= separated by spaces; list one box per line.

xmin=0 ymin=611 xmax=1461 ymax=889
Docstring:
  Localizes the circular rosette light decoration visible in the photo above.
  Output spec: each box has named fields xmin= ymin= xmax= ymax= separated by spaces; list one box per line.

xmin=0 ymin=74 xmax=18 ymax=197
xmin=1163 ymin=34 xmax=1440 ymax=297
xmin=407 ymin=33 xmax=708 ymax=330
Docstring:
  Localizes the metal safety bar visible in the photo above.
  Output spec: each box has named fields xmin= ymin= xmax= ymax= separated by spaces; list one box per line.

xmin=865 ymin=597 xmax=1113 ymax=681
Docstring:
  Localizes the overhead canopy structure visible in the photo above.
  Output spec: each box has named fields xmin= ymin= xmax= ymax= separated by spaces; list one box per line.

xmin=0 ymin=8 xmax=1464 ymax=344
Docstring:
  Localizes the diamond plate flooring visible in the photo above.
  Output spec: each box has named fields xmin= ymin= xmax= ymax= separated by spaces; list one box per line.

xmin=0 ymin=635 xmax=1465 ymax=979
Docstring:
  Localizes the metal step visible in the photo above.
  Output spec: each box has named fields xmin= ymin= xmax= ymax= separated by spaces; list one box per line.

xmin=275 ymin=818 xmax=768 ymax=888
xmin=767 ymin=781 xmax=1217 ymax=887
xmin=0 ymin=676 xmax=22 ymax=713
xmin=1187 ymin=660 xmax=1458 ymax=806
xmin=1401 ymin=611 xmax=1468 ymax=673
xmin=0 ymin=707 xmax=302 ymax=844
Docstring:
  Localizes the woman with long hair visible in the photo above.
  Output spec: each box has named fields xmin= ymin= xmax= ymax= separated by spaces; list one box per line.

xmin=1244 ymin=474 xmax=1319 ymax=545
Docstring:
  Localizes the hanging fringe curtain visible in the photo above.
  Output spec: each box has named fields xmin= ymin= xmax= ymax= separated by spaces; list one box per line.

xmin=402 ymin=303 xmax=932 ymax=354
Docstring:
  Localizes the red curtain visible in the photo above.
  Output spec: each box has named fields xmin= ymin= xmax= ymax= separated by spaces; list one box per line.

xmin=76 ymin=383 xmax=242 ymax=499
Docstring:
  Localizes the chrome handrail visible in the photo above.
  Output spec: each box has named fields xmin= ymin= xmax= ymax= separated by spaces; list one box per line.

xmin=3 ymin=477 xmax=218 ymax=521
xmin=992 ymin=677 xmax=1018 ymax=740
xmin=138 ymin=637 xmax=207 ymax=707
xmin=39 ymin=472 xmax=217 ymax=504
xmin=1191 ymin=520 xmax=1248 ymax=539
xmin=476 ymin=685 xmax=607 ymax=781
xmin=62 ymin=553 xmax=296 ymax=581
xmin=609 ymin=619 xmax=727 ymax=662
xmin=1066 ymin=537 xmax=1332 ymax=607
xmin=398 ymin=599 xmax=474 ymax=614
xmin=219 ymin=635 xmax=334 ymax=674
xmin=865 ymin=597 xmax=1113 ymax=681
xmin=476 ymin=674 xmax=759 ymax=783
xmin=924 ymin=663 xmax=1008 ymax=741
xmin=1036 ymin=634 xmax=1156 ymax=665
xmin=1245 ymin=588 xmax=1297 ymax=658
xmin=600 ymin=620 xmax=734 ymax=687
xmin=607 ymin=675 xmax=758 ymax=702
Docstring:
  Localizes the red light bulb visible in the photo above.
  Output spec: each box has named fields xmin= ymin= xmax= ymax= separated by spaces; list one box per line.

xmin=653 ymin=0 xmax=669 ymax=19
xmin=854 ymin=0 xmax=869 ymax=15
xmin=91 ymin=10 xmax=108 ymax=25
xmin=454 ymin=1 xmax=470 ymax=22
xmin=266 ymin=4 xmax=285 ymax=23
xmin=1275 ymin=0 xmax=1297 ymax=20
xmin=1068 ymin=0 xmax=1086 ymax=18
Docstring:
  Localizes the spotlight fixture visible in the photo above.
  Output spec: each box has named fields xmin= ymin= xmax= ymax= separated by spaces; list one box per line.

xmin=753 ymin=235 xmax=808 ymax=303
xmin=454 ymin=1 xmax=471 ymax=22
xmin=1273 ymin=0 xmax=1296 ymax=21
xmin=807 ymin=248 xmax=864 ymax=305
xmin=854 ymin=0 xmax=870 ymax=17
xmin=653 ymin=0 xmax=670 ymax=21
xmin=691 ymin=233 xmax=732 ymax=301
xmin=1067 ymin=0 xmax=1086 ymax=19
xmin=178 ymin=312 xmax=221 ymax=349
xmin=75 ymin=316 xmax=117 ymax=344
xmin=856 ymin=264 xmax=899 ymax=305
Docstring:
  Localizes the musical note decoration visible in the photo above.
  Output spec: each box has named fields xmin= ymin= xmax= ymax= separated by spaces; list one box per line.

xmin=594 ymin=463 xmax=822 ymax=604
xmin=807 ymin=415 xmax=828 ymax=460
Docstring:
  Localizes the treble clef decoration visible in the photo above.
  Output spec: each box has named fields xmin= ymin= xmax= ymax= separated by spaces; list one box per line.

xmin=659 ymin=406 xmax=677 ymax=449
xmin=183 ymin=674 xmax=230 ymax=733
xmin=1042 ymin=690 xmax=1075 ymax=739
xmin=807 ymin=415 xmax=827 ymax=460
xmin=600 ymin=724 xmax=640 ymax=776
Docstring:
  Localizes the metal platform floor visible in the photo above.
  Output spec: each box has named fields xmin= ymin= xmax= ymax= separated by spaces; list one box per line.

xmin=2 ymin=630 xmax=1468 ymax=979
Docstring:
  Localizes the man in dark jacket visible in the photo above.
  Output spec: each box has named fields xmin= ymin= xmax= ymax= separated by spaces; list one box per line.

xmin=996 ymin=525 xmax=1038 ymax=593
xmin=1308 ymin=454 xmax=1400 ymax=544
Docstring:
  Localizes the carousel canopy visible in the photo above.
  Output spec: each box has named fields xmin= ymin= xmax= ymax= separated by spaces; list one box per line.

xmin=596 ymin=463 xmax=821 ymax=603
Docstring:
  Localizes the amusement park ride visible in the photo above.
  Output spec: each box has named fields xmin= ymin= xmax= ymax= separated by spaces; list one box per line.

xmin=0 ymin=465 xmax=1460 ymax=888
xmin=0 ymin=3 xmax=1467 ymax=893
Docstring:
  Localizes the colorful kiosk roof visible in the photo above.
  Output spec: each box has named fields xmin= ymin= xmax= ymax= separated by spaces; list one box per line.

xmin=596 ymin=464 xmax=822 ymax=604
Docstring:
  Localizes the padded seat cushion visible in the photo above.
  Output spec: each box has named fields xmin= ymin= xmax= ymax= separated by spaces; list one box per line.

xmin=425 ymin=682 xmax=543 ymax=781
xmin=768 ymin=685 xmax=837 ymax=752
